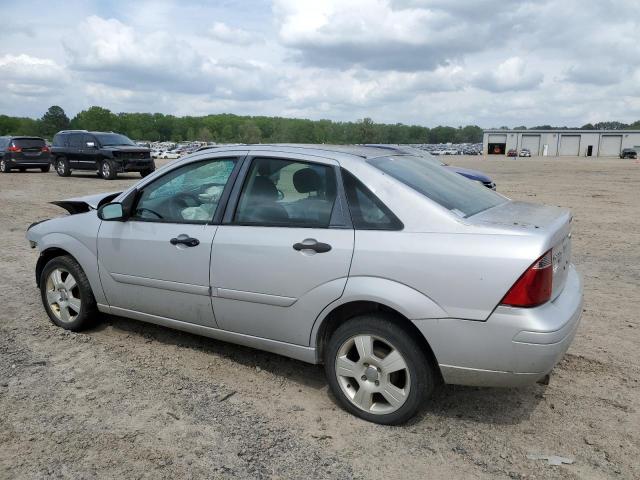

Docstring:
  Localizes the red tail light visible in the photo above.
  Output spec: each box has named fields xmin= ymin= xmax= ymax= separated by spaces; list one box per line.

xmin=7 ymin=145 xmax=21 ymax=152
xmin=500 ymin=250 xmax=553 ymax=308
xmin=41 ymin=146 xmax=50 ymax=153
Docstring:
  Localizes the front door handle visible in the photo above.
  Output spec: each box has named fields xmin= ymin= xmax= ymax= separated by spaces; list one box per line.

xmin=170 ymin=234 xmax=200 ymax=247
xmin=293 ymin=238 xmax=332 ymax=253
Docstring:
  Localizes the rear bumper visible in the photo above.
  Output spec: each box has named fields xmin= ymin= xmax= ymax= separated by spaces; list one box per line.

xmin=414 ymin=265 xmax=583 ymax=387
xmin=5 ymin=156 xmax=51 ymax=166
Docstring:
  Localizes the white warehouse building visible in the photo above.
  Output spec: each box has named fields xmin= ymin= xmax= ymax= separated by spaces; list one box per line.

xmin=482 ymin=129 xmax=640 ymax=157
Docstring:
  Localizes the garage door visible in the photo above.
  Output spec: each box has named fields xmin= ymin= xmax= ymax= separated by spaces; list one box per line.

xmin=521 ymin=135 xmax=541 ymax=155
xmin=488 ymin=134 xmax=507 ymax=144
xmin=559 ymin=135 xmax=580 ymax=156
xmin=600 ymin=135 xmax=622 ymax=156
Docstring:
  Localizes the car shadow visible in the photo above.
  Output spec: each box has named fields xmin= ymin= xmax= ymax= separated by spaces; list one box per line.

xmin=90 ymin=314 xmax=545 ymax=426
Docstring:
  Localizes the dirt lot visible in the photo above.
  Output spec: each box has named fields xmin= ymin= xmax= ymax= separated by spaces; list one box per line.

xmin=1 ymin=155 xmax=638 ymax=479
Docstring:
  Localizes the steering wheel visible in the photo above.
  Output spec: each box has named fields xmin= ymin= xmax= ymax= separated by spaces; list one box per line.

xmin=135 ymin=207 xmax=163 ymax=219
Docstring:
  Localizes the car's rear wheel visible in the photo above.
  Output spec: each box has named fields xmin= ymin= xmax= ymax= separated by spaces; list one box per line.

xmin=56 ymin=157 xmax=71 ymax=177
xmin=324 ymin=314 xmax=435 ymax=425
xmin=0 ymin=159 xmax=11 ymax=173
xmin=41 ymin=165 xmax=51 ymax=173
xmin=40 ymin=255 xmax=97 ymax=331
xmin=101 ymin=159 xmax=117 ymax=180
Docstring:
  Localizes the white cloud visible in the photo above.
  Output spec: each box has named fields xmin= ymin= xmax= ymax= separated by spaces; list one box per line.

xmin=208 ymin=22 xmax=258 ymax=46
xmin=472 ymin=57 xmax=544 ymax=92
xmin=0 ymin=1 xmax=639 ymax=127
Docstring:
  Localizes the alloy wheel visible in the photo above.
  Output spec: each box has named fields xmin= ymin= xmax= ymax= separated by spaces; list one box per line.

xmin=56 ymin=161 xmax=65 ymax=175
xmin=335 ymin=334 xmax=411 ymax=415
xmin=102 ymin=161 xmax=110 ymax=177
xmin=45 ymin=268 xmax=81 ymax=323
xmin=0 ymin=160 xmax=7 ymax=172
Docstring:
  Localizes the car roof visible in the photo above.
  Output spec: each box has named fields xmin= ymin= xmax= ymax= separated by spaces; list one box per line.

xmin=197 ymin=143 xmax=400 ymax=161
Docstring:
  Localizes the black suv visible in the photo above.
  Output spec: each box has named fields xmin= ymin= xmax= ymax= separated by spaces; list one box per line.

xmin=51 ymin=130 xmax=155 ymax=180
xmin=620 ymin=148 xmax=637 ymax=159
xmin=0 ymin=136 xmax=51 ymax=173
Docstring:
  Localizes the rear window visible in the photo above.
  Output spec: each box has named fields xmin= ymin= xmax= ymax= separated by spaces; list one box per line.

xmin=368 ymin=155 xmax=507 ymax=218
xmin=13 ymin=138 xmax=45 ymax=148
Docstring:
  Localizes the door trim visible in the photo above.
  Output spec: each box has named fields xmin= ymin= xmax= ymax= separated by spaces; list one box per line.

xmin=110 ymin=272 xmax=210 ymax=296
xmin=215 ymin=287 xmax=297 ymax=307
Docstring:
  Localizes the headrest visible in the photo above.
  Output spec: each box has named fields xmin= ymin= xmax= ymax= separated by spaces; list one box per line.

xmin=293 ymin=168 xmax=321 ymax=193
xmin=249 ymin=176 xmax=278 ymax=201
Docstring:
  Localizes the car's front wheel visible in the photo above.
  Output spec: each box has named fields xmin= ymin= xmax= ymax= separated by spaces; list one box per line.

xmin=101 ymin=159 xmax=117 ymax=180
xmin=40 ymin=255 xmax=97 ymax=331
xmin=324 ymin=314 xmax=436 ymax=425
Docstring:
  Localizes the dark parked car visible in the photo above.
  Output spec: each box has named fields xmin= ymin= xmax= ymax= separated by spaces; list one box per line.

xmin=0 ymin=136 xmax=51 ymax=173
xmin=620 ymin=148 xmax=637 ymax=159
xmin=51 ymin=130 xmax=155 ymax=180
xmin=507 ymin=149 xmax=518 ymax=157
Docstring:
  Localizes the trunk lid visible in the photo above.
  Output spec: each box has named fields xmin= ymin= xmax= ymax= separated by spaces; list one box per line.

xmin=470 ymin=201 xmax=573 ymax=300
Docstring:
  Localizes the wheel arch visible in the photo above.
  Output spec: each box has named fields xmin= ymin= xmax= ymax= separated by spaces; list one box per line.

xmin=34 ymin=233 xmax=106 ymax=305
xmin=313 ymin=299 xmax=443 ymax=382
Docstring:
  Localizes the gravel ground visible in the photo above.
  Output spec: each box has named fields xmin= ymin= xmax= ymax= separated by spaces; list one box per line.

xmin=1 ymin=155 xmax=638 ymax=479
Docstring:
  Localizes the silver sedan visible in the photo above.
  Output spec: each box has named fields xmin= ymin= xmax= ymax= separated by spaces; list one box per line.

xmin=26 ymin=144 xmax=583 ymax=424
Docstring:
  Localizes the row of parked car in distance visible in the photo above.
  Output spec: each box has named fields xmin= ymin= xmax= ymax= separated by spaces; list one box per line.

xmin=0 ymin=130 xmax=155 ymax=179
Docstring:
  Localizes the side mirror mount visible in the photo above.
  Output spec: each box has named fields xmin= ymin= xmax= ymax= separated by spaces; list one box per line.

xmin=86 ymin=141 xmax=96 ymax=148
xmin=97 ymin=202 xmax=125 ymax=221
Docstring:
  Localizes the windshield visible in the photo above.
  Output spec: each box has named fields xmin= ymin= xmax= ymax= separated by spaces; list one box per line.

xmin=368 ymin=155 xmax=507 ymax=218
xmin=95 ymin=133 xmax=135 ymax=146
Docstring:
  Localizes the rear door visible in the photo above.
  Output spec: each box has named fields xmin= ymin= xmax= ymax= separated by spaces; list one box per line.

xmin=66 ymin=133 xmax=84 ymax=167
xmin=210 ymin=152 xmax=354 ymax=346
xmin=98 ymin=153 xmax=245 ymax=326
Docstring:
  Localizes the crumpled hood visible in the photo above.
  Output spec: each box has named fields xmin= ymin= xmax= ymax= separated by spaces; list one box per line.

xmin=445 ymin=165 xmax=492 ymax=183
xmin=50 ymin=191 xmax=121 ymax=214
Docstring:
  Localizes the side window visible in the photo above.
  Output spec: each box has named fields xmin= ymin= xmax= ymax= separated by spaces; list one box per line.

xmin=0 ymin=137 xmax=8 ymax=150
xmin=83 ymin=134 xmax=96 ymax=147
xmin=342 ymin=169 xmax=403 ymax=230
xmin=234 ymin=157 xmax=337 ymax=227
xmin=68 ymin=134 xmax=83 ymax=148
xmin=132 ymin=158 xmax=237 ymax=224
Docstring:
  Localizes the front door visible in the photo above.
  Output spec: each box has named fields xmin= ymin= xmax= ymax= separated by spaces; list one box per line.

xmin=98 ymin=155 xmax=241 ymax=327
xmin=211 ymin=155 xmax=354 ymax=345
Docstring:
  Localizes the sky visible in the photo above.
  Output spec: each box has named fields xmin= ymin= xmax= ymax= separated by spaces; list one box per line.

xmin=1 ymin=0 xmax=639 ymax=127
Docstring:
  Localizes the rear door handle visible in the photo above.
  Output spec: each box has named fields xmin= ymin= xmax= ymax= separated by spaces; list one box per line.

xmin=170 ymin=234 xmax=200 ymax=247
xmin=293 ymin=239 xmax=332 ymax=253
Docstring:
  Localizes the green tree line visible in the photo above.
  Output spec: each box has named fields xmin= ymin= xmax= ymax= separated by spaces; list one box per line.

xmin=0 ymin=106 xmax=484 ymax=144
xmin=3 ymin=105 xmax=640 ymax=144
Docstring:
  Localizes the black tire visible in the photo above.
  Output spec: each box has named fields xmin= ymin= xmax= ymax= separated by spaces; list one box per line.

xmin=140 ymin=166 xmax=155 ymax=177
xmin=324 ymin=314 xmax=436 ymax=425
xmin=40 ymin=255 xmax=97 ymax=331
xmin=101 ymin=159 xmax=117 ymax=180
xmin=41 ymin=165 xmax=51 ymax=173
xmin=0 ymin=159 xmax=11 ymax=173
xmin=56 ymin=157 xmax=71 ymax=177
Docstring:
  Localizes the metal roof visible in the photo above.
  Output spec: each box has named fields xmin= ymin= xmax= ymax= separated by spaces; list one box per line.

xmin=484 ymin=129 xmax=640 ymax=134
xmin=196 ymin=143 xmax=398 ymax=159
